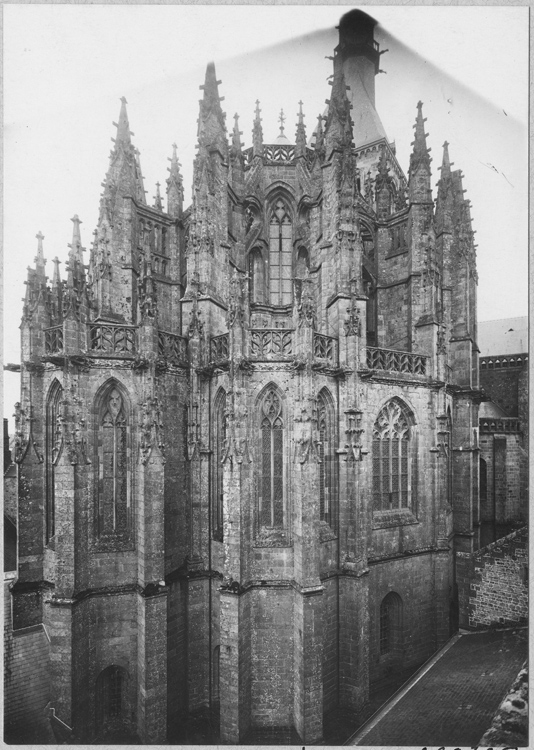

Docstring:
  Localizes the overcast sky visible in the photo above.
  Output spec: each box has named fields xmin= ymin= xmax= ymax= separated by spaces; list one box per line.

xmin=3 ymin=5 xmax=528 ymax=424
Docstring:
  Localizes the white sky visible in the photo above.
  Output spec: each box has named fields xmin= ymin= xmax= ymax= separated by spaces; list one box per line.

xmin=3 ymin=5 xmax=529 ymax=424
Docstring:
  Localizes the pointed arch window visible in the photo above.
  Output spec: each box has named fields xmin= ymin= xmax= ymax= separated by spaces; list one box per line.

xmin=96 ymin=665 xmax=128 ymax=734
xmin=372 ymin=400 xmax=414 ymax=512
xmin=260 ymin=388 xmax=285 ymax=527
xmin=269 ymin=199 xmax=292 ymax=306
xmin=249 ymin=248 xmax=265 ymax=305
xmin=317 ymin=391 xmax=336 ymax=529
xmin=46 ymin=382 xmax=63 ymax=544
xmin=97 ymin=386 xmax=131 ymax=537
xmin=213 ymin=390 xmax=227 ymax=541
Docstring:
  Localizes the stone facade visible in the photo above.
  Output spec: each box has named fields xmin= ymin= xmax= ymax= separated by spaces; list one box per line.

xmin=8 ymin=10 xmax=483 ymax=743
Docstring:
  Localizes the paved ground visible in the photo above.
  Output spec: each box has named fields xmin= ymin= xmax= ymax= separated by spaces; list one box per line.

xmin=348 ymin=628 xmax=528 ymax=747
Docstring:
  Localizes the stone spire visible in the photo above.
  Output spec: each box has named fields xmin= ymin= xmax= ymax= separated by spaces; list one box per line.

xmin=197 ymin=62 xmax=227 ymax=157
xmin=408 ymin=101 xmax=432 ymax=202
xmin=100 ymin=97 xmax=146 ymax=220
xmin=435 ymin=141 xmax=454 ymax=235
xmin=295 ymin=101 xmax=307 ymax=158
xmin=166 ymin=143 xmax=183 ymax=218
xmin=252 ymin=100 xmax=263 ymax=157
xmin=63 ymin=215 xmax=87 ymax=319
xmin=153 ymin=182 xmax=163 ymax=212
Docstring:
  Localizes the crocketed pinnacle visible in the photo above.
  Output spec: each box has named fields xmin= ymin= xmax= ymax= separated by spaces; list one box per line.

xmin=101 ymin=97 xmax=146 ymax=211
xmin=153 ymin=182 xmax=163 ymax=212
xmin=51 ymin=257 xmax=61 ymax=288
xmin=435 ymin=141 xmax=454 ymax=235
xmin=252 ymin=100 xmax=263 ymax=156
xmin=67 ymin=215 xmax=86 ymax=288
xmin=197 ymin=62 xmax=227 ymax=155
xmin=409 ymin=101 xmax=431 ymax=174
xmin=231 ymin=113 xmax=243 ymax=153
xmin=166 ymin=144 xmax=183 ymax=219
xmin=115 ymin=96 xmax=132 ymax=146
xmin=295 ymin=101 xmax=307 ymax=157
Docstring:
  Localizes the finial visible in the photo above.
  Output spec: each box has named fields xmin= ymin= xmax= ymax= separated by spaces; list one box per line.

xmin=255 ymin=100 xmax=261 ymax=119
xmin=278 ymin=108 xmax=286 ymax=137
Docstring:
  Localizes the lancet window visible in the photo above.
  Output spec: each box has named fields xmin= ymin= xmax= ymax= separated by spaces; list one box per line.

xmin=45 ymin=382 xmax=63 ymax=543
xmin=372 ymin=399 xmax=414 ymax=512
xmin=97 ymin=386 xmax=131 ymax=536
xmin=317 ymin=390 xmax=336 ymax=528
xmin=213 ymin=391 xmax=227 ymax=541
xmin=269 ymin=199 xmax=292 ymax=306
xmin=249 ymin=248 xmax=265 ymax=305
xmin=260 ymin=387 xmax=285 ymax=528
xmin=96 ymin=665 xmax=127 ymax=731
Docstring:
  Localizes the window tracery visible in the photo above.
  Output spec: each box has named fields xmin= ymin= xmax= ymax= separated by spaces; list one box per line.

xmin=317 ymin=391 xmax=336 ymax=528
xmin=45 ymin=382 xmax=63 ymax=543
xmin=269 ymin=199 xmax=292 ymax=306
xmin=213 ymin=391 xmax=226 ymax=541
xmin=260 ymin=388 xmax=284 ymax=528
xmin=97 ymin=386 xmax=131 ymax=537
xmin=372 ymin=400 xmax=413 ymax=512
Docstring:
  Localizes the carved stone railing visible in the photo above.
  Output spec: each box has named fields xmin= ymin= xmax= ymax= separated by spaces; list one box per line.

xmin=366 ymin=346 xmax=428 ymax=376
xmin=313 ymin=332 xmax=338 ymax=364
xmin=243 ymin=144 xmax=314 ymax=167
xmin=158 ymin=331 xmax=188 ymax=365
xmin=480 ymin=418 xmax=522 ymax=434
xmin=480 ymin=354 xmax=528 ymax=369
xmin=249 ymin=329 xmax=294 ymax=359
xmin=210 ymin=333 xmax=229 ymax=362
xmin=44 ymin=325 xmax=64 ymax=355
xmin=89 ymin=323 xmax=137 ymax=355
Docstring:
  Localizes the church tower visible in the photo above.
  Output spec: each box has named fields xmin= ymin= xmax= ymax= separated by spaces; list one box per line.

xmin=10 ymin=9 xmax=481 ymax=743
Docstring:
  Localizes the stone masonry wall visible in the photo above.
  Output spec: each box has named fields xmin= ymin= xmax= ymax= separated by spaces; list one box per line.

xmin=4 ymin=575 xmax=51 ymax=740
xmin=456 ymin=527 xmax=528 ymax=629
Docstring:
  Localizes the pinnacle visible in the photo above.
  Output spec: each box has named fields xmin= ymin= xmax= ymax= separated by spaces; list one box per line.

xmin=115 ymin=96 xmax=132 ymax=145
xmin=153 ymin=182 xmax=163 ymax=211
xmin=52 ymin=257 xmax=61 ymax=287
xmin=412 ymin=100 xmax=429 ymax=156
xmin=232 ymin=113 xmax=243 ymax=151
xmin=34 ymin=231 xmax=46 ymax=270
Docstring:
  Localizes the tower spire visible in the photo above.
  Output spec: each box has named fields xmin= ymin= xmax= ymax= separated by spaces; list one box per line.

xmin=295 ymin=101 xmax=307 ymax=158
xmin=197 ymin=62 xmax=227 ymax=156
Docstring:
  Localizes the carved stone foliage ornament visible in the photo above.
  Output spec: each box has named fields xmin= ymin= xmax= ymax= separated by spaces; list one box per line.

xmin=344 ymin=409 xmax=365 ymax=462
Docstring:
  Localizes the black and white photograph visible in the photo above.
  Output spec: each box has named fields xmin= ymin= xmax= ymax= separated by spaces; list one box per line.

xmin=3 ymin=4 xmax=528 ymax=746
